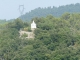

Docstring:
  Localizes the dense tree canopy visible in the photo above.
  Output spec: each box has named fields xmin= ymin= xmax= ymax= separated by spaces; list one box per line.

xmin=0 ymin=13 xmax=80 ymax=60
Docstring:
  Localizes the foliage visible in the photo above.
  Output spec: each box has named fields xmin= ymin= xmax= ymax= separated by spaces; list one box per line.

xmin=1 ymin=13 xmax=80 ymax=60
xmin=7 ymin=18 xmax=24 ymax=30
xmin=21 ymin=33 xmax=28 ymax=37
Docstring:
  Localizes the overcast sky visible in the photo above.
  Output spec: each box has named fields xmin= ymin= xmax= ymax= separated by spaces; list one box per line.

xmin=0 ymin=0 xmax=80 ymax=20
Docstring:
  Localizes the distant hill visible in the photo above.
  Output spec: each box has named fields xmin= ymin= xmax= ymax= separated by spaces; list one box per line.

xmin=0 ymin=19 xmax=7 ymax=24
xmin=19 ymin=3 xmax=80 ymax=21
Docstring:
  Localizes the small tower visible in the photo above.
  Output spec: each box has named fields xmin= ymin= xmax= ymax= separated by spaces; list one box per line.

xmin=31 ymin=20 xmax=36 ymax=31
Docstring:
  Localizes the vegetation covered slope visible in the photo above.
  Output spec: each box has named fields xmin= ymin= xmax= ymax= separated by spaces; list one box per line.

xmin=0 ymin=13 xmax=80 ymax=60
xmin=20 ymin=3 xmax=80 ymax=21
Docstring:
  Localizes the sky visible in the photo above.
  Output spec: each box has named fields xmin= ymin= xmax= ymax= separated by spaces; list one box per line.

xmin=0 ymin=0 xmax=80 ymax=20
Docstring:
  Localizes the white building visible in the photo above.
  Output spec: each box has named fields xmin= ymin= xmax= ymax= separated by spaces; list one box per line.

xmin=31 ymin=20 xmax=36 ymax=31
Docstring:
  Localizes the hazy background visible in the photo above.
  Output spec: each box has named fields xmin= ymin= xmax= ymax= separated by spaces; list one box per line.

xmin=0 ymin=0 xmax=80 ymax=20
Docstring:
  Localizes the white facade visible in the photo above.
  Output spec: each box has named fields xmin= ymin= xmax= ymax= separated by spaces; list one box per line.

xmin=31 ymin=20 xmax=36 ymax=29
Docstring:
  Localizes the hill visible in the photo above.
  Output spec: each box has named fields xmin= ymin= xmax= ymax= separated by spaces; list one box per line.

xmin=19 ymin=3 xmax=80 ymax=21
xmin=0 ymin=13 xmax=80 ymax=59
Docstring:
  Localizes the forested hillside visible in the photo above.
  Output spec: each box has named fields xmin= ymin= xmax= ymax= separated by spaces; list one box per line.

xmin=0 ymin=13 xmax=80 ymax=60
xmin=20 ymin=3 xmax=80 ymax=21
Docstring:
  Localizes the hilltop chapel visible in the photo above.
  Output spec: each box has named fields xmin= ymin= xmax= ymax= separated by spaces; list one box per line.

xmin=31 ymin=20 xmax=36 ymax=31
